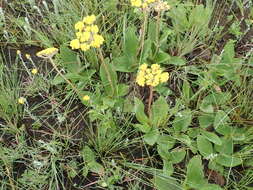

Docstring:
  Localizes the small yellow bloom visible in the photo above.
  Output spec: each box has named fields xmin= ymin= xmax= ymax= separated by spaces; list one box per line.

xmin=136 ymin=63 xmax=169 ymax=87
xmin=80 ymin=43 xmax=90 ymax=51
xmin=90 ymin=25 xmax=99 ymax=33
xmin=80 ymin=32 xmax=91 ymax=42
xmin=82 ymin=95 xmax=90 ymax=101
xmin=91 ymin=34 xmax=104 ymax=48
xmin=70 ymin=39 xmax=80 ymax=49
xmin=18 ymin=97 xmax=26 ymax=105
xmin=25 ymin=54 xmax=31 ymax=59
xmin=16 ymin=50 xmax=21 ymax=55
xmin=75 ymin=21 xmax=85 ymax=31
xmin=31 ymin=68 xmax=38 ymax=75
xmin=160 ymin=72 xmax=169 ymax=83
xmin=139 ymin=63 xmax=148 ymax=71
xmin=83 ymin=15 xmax=96 ymax=25
xmin=36 ymin=47 xmax=58 ymax=58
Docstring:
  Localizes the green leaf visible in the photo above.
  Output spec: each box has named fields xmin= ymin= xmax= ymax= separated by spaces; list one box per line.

xmin=153 ymin=175 xmax=181 ymax=190
xmin=198 ymin=113 xmax=215 ymax=129
xmin=185 ymin=156 xmax=206 ymax=189
xmin=202 ymin=184 xmax=223 ymax=190
xmin=173 ymin=110 xmax=192 ymax=132
xmin=151 ymin=96 xmax=169 ymax=127
xmin=143 ymin=129 xmax=159 ymax=145
xmin=200 ymin=100 xmax=214 ymax=113
xmin=81 ymin=146 xmax=95 ymax=163
xmin=215 ymin=154 xmax=242 ymax=167
xmin=214 ymin=110 xmax=229 ymax=130
xmin=197 ymin=135 xmax=213 ymax=157
xmin=88 ymin=161 xmax=104 ymax=175
xmin=201 ymin=130 xmax=222 ymax=145
xmin=117 ymin=84 xmax=129 ymax=97
xmin=59 ymin=46 xmax=79 ymax=73
xmin=133 ymin=124 xmax=151 ymax=133
xmin=168 ymin=149 xmax=186 ymax=164
xmin=157 ymin=135 xmax=175 ymax=150
xmin=182 ymin=80 xmax=192 ymax=103
xmin=167 ymin=56 xmax=186 ymax=66
xmin=154 ymin=51 xmax=171 ymax=64
xmin=163 ymin=160 xmax=174 ymax=176
xmin=124 ymin=27 xmax=138 ymax=58
xmin=214 ymin=138 xmax=233 ymax=155
xmin=100 ymin=60 xmax=118 ymax=97
xmin=134 ymin=97 xmax=150 ymax=125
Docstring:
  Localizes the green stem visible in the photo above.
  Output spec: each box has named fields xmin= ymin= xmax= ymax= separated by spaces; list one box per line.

xmin=49 ymin=58 xmax=81 ymax=97
xmin=155 ymin=11 xmax=162 ymax=56
xmin=148 ymin=86 xmax=153 ymax=118
xmin=138 ymin=10 xmax=148 ymax=60
xmin=98 ymin=48 xmax=115 ymax=96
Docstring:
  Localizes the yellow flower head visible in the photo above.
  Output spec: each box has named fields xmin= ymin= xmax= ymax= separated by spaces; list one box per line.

xmin=75 ymin=21 xmax=85 ymax=31
xmin=31 ymin=68 xmax=38 ymax=75
xmin=136 ymin=64 xmax=169 ymax=87
xmin=70 ymin=39 xmax=80 ymax=49
xmin=80 ymin=43 xmax=90 ymax=51
xmin=82 ymin=95 xmax=90 ymax=101
xmin=25 ymin=54 xmax=31 ymax=59
xmin=18 ymin=97 xmax=26 ymax=105
xmin=130 ymin=0 xmax=157 ymax=8
xmin=16 ymin=50 xmax=21 ymax=55
xmin=83 ymin=15 xmax=96 ymax=25
xmin=36 ymin=47 xmax=58 ymax=58
xmin=71 ymin=15 xmax=104 ymax=51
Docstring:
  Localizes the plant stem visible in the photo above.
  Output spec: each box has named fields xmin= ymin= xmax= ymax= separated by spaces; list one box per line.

xmin=155 ymin=10 xmax=162 ymax=56
xmin=148 ymin=86 xmax=153 ymax=118
xmin=98 ymin=48 xmax=115 ymax=96
xmin=49 ymin=58 xmax=80 ymax=97
xmin=138 ymin=9 xmax=148 ymax=60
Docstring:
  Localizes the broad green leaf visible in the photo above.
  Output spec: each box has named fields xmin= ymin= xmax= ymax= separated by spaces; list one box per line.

xmin=158 ymin=144 xmax=170 ymax=160
xmin=133 ymin=124 xmax=151 ymax=133
xmin=59 ymin=46 xmax=79 ymax=73
xmin=173 ymin=110 xmax=192 ymax=132
xmin=153 ymin=175 xmax=181 ymax=190
xmin=151 ymin=96 xmax=169 ymax=127
xmin=134 ymin=97 xmax=150 ymax=125
xmin=81 ymin=146 xmax=95 ymax=163
xmin=113 ymin=56 xmax=137 ymax=72
xmin=214 ymin=138 xmax=233 ymax=155
xmin=182 ymin=80 xmax=192 ymax=103
xmin=143 ymin=129 xmax=159 ymax=145
xmin=100 ymin=60 xmax=118 ymax=97
xmin=215 ymin=124 xmax=232 ymax=135
xmin=168 ymin=149 xmax=186 ymax=164
xmin=214 ymin=110 xmax=229 ymax=129
xmin=201 ymin=130 xmax=222 ymax=145
xmin=163 ymin=160 xmax=174 ymax=176
xmin=200 ymin=99 xmax=214 ymax=113
xmin=117 ymin=84 xmax=129 ymax=97
xmin=124 ymin=27 xmax=138 ymax=58
xmin=198 ymin=113 xmax=215 ymax=129
xmin=167 ymin=56 xmax=186 ymax=66
xmin=202 ymin=184 xmax=223 ymax=190
xmin=157 ymin=135 xmax=175 ymax=150
xmin=215 ymin=154 xmax=242 ymax=167
xmin=88 ymin=161 xmax=104 ymax=175
xmin=154 ymin=51 xmax=171 ymax=64
xmin=185 ymin=156 xmax=206 ymax=189
xmin=197 ymin=135 xmax=213 ymax=157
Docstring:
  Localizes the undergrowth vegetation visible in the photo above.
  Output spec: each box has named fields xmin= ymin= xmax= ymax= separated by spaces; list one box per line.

xmin=0 ymin=0 xmax=253 ymax=189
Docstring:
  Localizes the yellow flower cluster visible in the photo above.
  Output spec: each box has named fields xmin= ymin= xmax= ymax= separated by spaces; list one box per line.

xmin=70 ymin=15 xmax=104 ymax=51
xmin=136 ymin=63 xmax=169 ymax=87
xmin=130 ymin=0 xmax=157 ymax=8
xmin=36 ymin=47 xmax=58 ymax=58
